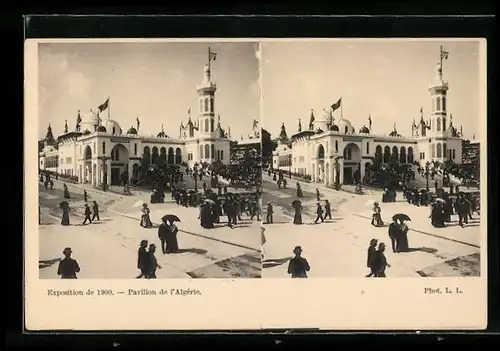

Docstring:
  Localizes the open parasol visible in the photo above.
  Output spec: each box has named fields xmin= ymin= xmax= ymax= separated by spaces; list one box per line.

xmin=392 ymin=213 xmax=411 ymax=222
xmin=435 ymin=197 xmax=446 ymax=203
xmin=204 ymin=199 xmax=215 ymax=205
xmin=162 ymin=214 xmax=181 ymax=223
xmin=292 ymin=199 xmax=301 ymax=207
xmin=59 ymin=201 xmax=69 ymax=209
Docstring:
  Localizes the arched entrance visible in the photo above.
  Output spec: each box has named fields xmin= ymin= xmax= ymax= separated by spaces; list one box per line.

xmin=168 ymin=147 xmax=174 ymax=164
xmin=400 ymin=146 xmax=407 ymax=163
xmin=152 ymin=147 xmax=159 ymax=165
xmin=407 ymin=147 xmax=414 ymax=164
xmin=175 ymin=147 xmax=182 ymax=164
xmin=110 ymin=144 xmax=129 ymax=185
xmin=84 ymin=145 xmax=92 ymax=184
xmin=316 ymin=144 xmax=325 ymax=183
xmin=343 ymin=143 xmax=361 ymax=185
xmin=364 ymin=162 xmax=372 ymax=184
xmin=383 ymin=146 xmax=391 ymax=163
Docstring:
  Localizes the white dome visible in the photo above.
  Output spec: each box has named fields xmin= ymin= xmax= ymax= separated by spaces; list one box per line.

xmin=337 ymin=118 xmax=354 ymax=134
xmin=103 ymin=119 xmax=122 ymax=135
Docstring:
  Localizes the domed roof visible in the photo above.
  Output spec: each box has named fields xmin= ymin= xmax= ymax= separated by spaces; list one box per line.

xmin=157 ymin=131 xmax=166 ymax=138
xmin=337 ymin=118 xmax=353 ymax=134
xmin=359 ymin=126 xmax=370 ymax=134
xmin=82 ymin=129 xmax=91 ymax=135
xmin=331 ymin=124 xmax=339 ymax=132
xmin=126 ymin=126 xmax=138 ymax=135
xmin=97 ymin=125 xmax=107 ymax=133
xmin=103 ymin=119 xmax=121 ymax=135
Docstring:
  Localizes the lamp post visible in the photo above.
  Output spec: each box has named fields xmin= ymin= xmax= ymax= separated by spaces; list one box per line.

xmin=288 ymin=154 xmax=292 ymax=179
xmin=193 ymin=163 xmax=198 ymax=192
xmin=425 ymin=161 xmax=430 ymax=191
xmin=102 ymin=156 xmax=108 ymax=191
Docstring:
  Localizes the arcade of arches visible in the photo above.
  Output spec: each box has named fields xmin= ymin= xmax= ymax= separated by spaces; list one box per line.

xmin=78 ymin=143 xmax=184 ymax=186
xmin=310 ymin=143 xmax=415 ymax=186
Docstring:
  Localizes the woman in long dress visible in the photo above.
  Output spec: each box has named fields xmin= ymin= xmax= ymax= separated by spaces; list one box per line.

xmin=61 ymin=205 xmax=70 ymax=226
xmin=371 ymin=202 xmax=383 ymax=227
xmin=63 ymin=183 xmax=71 ymax=199
xmin=140 ymin=204 xmax=153 ymax=228
xmin=296 ymin=182 xmax=303 ymax=198
xmin=398 ymin=220 xmax=410 ymax=252
xmin=293 ymin=202 xmax=303 ymax=224
xmin=166 ymin=221 xmax=179 ymax=253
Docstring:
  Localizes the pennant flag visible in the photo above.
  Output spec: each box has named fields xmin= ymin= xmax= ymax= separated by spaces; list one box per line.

xmin=209 ymin=49 xmax=217 ymax=62
xmin=188 ymin=108 xmax=191 ymax=114
xmin=420 ymin=106 xmax=423 ymax=115
xmin=331 ymin=97 xmax=342 ymax=112
xmin=98 ymin=98 xmax=109 ymax=112
xmin=441 ymin=50 xmax=449 ymax=60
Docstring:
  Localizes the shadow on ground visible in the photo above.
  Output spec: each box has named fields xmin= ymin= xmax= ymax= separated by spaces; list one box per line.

xmin=187 ymin=253 xmax=261 ymax=279
xmin=263 ymin=257 xmax=291 ymax=269
xmin=39 ymin=258 xmax=61 ymax=269
xmin=417 ymin=253 xmax=480 ymax=277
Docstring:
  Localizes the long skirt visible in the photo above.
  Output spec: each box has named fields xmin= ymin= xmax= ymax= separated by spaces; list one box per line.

xmin=61 ymin=211 xmax=70 ymax=226
xmin=140 ymin=214 xmax=153 ymax=228
xmin=293 ymin=211 xmax=302 ymax=224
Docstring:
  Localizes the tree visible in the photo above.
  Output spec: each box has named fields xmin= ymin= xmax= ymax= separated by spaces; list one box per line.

xmin=261 ymin=128 xmax=277 ymax=164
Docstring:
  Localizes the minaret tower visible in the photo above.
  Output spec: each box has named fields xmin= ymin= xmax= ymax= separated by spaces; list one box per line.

xmin=428 ymin=45 xmax=449 ymax=139
xmin=44 ymin=124 xmax=56 ymax=148
xmin=197 ymin=47 xmax=218 ymax=140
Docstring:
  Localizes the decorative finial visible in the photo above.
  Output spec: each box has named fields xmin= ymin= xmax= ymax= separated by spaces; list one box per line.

xmin=64 ymin=119 xmax=68 ymax=133
xmin=298 ymin=118 xmax=302 ymax=132
xmin=161 ymin=124 xmax=164 ymax=133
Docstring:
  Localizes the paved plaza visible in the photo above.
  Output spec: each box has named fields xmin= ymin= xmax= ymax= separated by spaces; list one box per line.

xmin=261 ymin=175 xmax=481 ymax=278
xmin=39 ymin=181 xmax=261 ymax=279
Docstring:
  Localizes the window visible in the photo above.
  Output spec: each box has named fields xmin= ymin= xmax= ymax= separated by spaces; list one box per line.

xmin=66 ymin=157 xmax=71 ymax=164
xmin=210 ymin=119 xmax=214 ymax=133
xmin=113 ymin=127 xmax=116 ymax=135
xmin=93 ymin=142 xmax=96 ymax=153
xmin=102 ymin=142 xmax=106 ymax=154
xmin=443 ymin=143 xmax=447 ymax=158
xmin=437 ymin=143 xmax=442 ymax=157
xmin=60 ymin=158 xmax=64 ymax=164
xmin=205 ymin=144 xmax=210 ymax=159
xmin=205 ymin=119 xmax=209 ymax=132
xmin=452 ymin=149 xmax=456 ymax=159
xmin=335 ymin=141 xmax=338 ymax=153
xmin=113 ymin=148 xmax=120 ymax=161
xmin=437 ymin=96 xmax=441 ymax=111
xmin=299 ymin=156 xmax=305 ymax=163
xmin=134 ymin=143 xmax=137 ymax=155
xmin=437 ymin=117 xmax=441 ymax=131
xmin=345 ymin=126 xmax=348 ymax=134
xmin=221 ymin=150 xmax=224 ymax=160
xmin=204 ymin=98 xmax=209 ymax=112
xmin=443 ymin=118 xmax=446 ymax=131
xmin=200 ymin=145 xmax=204 ymax=159
xmin=347 ymin=148 xmax=352 ymax=160
xmin=432 ymin=143 xmax=435 ymax=157
xmin=210 ymin=98 xmax=214 ymax=112
xmin=366 ymin=142 xmax=369 ymax=154
xmin=442 ymin=97 xmax=446 ymax=111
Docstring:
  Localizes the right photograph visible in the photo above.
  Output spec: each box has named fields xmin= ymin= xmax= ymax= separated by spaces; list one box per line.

xmin=260 ymin=39 xmax=483 ymax=278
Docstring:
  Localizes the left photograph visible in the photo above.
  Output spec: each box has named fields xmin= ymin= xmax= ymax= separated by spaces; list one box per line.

xmin=37 ymin=41 xmax=262 ymax=279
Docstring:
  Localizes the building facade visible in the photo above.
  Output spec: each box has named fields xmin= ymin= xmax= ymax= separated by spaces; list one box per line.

xmin=273 ymin=51 xmax=465 ymax=186
xmin=39 ymin=62 xmax=232 ymax=186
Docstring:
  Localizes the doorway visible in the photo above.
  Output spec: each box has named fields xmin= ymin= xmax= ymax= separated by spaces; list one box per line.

xmin=111 ymin=168 xmax=121 ymax=185
xmin=343 ymin=167 xmax=353 ymax=185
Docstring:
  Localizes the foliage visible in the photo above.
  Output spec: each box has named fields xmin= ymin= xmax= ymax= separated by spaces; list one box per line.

xmin=261 ymin=128 xmax=277 ymax=162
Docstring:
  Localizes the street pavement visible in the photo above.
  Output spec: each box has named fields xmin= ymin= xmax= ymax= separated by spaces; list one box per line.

xmin=39 ymin=182 xmax=261 ymax=279
xmin=261 ymin=175 xmax=481 ymax=278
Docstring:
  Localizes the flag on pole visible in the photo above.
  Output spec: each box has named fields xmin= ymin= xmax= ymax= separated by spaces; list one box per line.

xmin=209 ymin=48 xmax=217 ymax=62
xmin=188 ymin=107 xmax=191 ymax=114
xmin=331 ymin=97 xmax=342 ymax=112
xmin=98 ymin=98 xmax=109 ymax=112
xmin=420 ymin=106 xmax=423 ymax=115
xmin=441 ymin=50 xmax=449 ymax=60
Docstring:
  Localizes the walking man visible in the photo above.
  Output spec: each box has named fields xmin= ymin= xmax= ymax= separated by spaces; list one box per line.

xmin=266 ymin=202 xmax=273 ymax=224
xmin=82 ymin=204 xmax=92 ymax=225
xmin=324 ymin=199 xmax=332 ymax=220
xmin=314 ymin=202 xmax=324 ymax=224
xmin=91 ymin=201 xmax=100 ymax=221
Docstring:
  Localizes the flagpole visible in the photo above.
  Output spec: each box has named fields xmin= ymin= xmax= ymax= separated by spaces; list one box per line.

xmin=108 ymin=96 xmax=110 ymax=120
xmin=208 ymin=47 xmax=211 ymax=72
xmin=439 ymin=45 xmax=443 ymax=72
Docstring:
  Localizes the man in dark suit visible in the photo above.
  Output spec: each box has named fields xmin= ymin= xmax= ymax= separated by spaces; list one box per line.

xmin=57 ymin=247 xmax=80 ymax=279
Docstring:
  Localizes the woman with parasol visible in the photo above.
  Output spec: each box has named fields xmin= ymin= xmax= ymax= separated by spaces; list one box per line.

xmin=161 ymin=215 xmax=181 ymax=254
xmin=200 ymin=199 xmax=215 ymax=229
xmin=59 ymin=201 xmax=70 ymax=226
xmin=292 ymin=200 xmax=303 ymax=225
xmin=140 ymin=203 xmax=153 ymax=228
xmin=392 ymin=213 xmax=411 ymax=252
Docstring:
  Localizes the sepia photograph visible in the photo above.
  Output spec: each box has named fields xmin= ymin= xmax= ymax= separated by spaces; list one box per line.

xmin=261 ymin=40 xmax=484 ymax=279
xmin=36 ymin=41 xmax=262 ymax=279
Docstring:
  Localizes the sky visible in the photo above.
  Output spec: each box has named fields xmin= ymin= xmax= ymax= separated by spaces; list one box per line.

xmin=38 ymin=41 xmax=260 ymax=140
xmin=261 ymin=40 xmax=482 ymax=140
